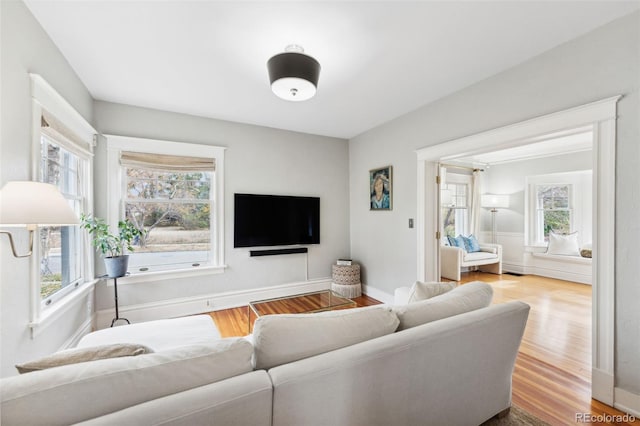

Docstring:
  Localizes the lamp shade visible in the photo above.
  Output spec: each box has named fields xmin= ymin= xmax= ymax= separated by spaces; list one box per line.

xmin=0 ymin=181 xmax=79 ymax=226
xmin=481 ymin=194 xmax=509 ymax=209
xmin=267 ymin=46 xmax=321 ymax=102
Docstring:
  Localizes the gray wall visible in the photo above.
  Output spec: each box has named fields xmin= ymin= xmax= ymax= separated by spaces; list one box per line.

xmin=0 ymin=0 xmax=95 ymax=377
xmin=92 ymin=101 xmax=350 ymax=309
xmin=349 ymin=12 xmax=639 ymax=394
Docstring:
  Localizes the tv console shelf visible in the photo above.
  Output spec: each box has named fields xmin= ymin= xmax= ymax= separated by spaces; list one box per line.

xmin=249 ymin=247 xmax=308 ymax=257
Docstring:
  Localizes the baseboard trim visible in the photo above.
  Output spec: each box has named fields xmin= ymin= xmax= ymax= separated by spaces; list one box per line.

xmin=501 ymin=263 xmax=527 ymax=275
xmin=614 ymin=387 xmax=640 ymax=417
xmin=361 ymin=285 xmax=393 ymax=305
xmin=95 ymin=278 xmax=332 ymax=329
xmin=592 ymin=368 xmax=615 ymax=406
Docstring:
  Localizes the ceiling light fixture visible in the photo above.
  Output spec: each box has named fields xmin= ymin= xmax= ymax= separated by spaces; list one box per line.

xmin=267 ymin=44 xmax=321 ymax=102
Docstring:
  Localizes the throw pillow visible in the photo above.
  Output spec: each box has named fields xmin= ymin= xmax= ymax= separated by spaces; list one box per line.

xmin=252 ymin=305 xmax=400 ymax=370
xmin=447 ymin=235 xmax=466 ymax=250
xmin=547 ymin=231 xmax=580 ymax=256
xmin=15 ymin=343 xmax=153 ymax=374
xmin=462 ymin=234 xmax=481 ymax=252
xmin=407 ymin=281 xmax=457 ymax=303
xmin=392 ymin=281 xmax=493 ymax=331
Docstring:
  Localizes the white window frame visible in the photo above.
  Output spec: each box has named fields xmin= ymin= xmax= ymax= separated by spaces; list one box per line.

xmin=105 ymin=135 xmax=226 ymax=284
xmin=29 ymin=74 xmax=97 ymax=335
xmin=533 ymin=183 xmax=573 ymax=245
xmin=39 ymin=135 xmax=90 ymax=306
xmin=525 ymin=170 xmax=592 ymax=249
xmin=441 ymin=173 xmax=471 ymax=238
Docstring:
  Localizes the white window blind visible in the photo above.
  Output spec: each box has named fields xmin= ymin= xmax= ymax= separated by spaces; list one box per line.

xmin=120 ymin=152 xmax=215 ymax=172
xmin=41 ymin=109 xmax=92 ymax=157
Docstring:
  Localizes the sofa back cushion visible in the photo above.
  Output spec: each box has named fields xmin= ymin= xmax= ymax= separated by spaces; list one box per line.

xmin=407 ymin=281 xmax=457 ymax=303
xmin=392 ymin=281 xmax=493 ymax=331
xmin=252 ymin=305 xmax=399 ymax=370
xmin=1 ymin=338 xmax=253 ymax=426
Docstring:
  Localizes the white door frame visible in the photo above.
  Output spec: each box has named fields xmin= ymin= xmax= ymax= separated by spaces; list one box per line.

xmin=416 ymin=96 xmax=620 ymax=405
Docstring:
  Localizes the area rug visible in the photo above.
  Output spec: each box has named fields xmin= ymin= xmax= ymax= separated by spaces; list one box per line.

xmin=481 ymin=405 xmax=550 ymax=426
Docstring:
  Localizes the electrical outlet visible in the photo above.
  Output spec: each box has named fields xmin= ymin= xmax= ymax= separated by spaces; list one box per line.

xmin=409 ymin=218 xmax=414 ymax=228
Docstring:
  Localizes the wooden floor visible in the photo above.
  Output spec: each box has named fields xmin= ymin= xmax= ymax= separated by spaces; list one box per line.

xmin=207 ymin=274 xmax=638 ymax=426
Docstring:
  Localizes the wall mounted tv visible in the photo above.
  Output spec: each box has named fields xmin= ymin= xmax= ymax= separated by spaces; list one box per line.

xmin=234 ymin=193 xmax=320 ymax=248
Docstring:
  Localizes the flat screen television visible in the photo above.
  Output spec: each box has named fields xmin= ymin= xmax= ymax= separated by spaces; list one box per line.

xmin=234 ymin=193 xmax=320 ymax=248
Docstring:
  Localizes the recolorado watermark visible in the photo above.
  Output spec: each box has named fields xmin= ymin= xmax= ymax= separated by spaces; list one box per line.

xmin=576 ymin=412 xmax=636 ymax=423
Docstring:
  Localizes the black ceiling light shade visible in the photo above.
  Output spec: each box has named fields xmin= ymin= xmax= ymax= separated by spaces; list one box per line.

xmin=267 ymin=45 xmax=321 ymax=102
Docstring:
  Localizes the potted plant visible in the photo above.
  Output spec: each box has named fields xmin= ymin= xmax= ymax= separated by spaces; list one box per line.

xmin=80 ymin=213 xmax=144 ymax=278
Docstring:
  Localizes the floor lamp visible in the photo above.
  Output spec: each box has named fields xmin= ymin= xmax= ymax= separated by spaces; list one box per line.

xmin=481 ymin=194 xmax=509 ymax=244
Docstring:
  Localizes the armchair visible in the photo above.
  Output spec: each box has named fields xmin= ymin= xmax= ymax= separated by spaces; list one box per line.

xmin=441 ymin=243 xmax=502 ymax=281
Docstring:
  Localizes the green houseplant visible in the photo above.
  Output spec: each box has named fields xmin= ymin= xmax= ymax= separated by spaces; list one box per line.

xmin=80 ymin=213 xmax=144 ymax=278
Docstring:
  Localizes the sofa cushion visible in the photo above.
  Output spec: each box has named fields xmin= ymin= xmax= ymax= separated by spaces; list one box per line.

xmin=407 ymin=281 xmax=457 ymax=303
xmin=252 ymin=305 xmax=400 ymax=370
xmin=76 ymin=315 xmax=220 ymax=352
xmin=463 ymin=251 xmax=498 ymax=262
xmin=392 ymin=281 xmax=493 ymax=331
xmin=15 ymin=344 xmax=153 ymax=374
xmin=1 ymin=338 xmax=253 ymax=426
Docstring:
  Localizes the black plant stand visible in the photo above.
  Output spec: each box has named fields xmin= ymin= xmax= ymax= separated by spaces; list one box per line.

xmin=101 ymin=274 xmax=130 ymax=327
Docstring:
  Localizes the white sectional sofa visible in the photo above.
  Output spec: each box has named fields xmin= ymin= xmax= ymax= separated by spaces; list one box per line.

xmin=1 ymin=282 xmax=530 ymax=426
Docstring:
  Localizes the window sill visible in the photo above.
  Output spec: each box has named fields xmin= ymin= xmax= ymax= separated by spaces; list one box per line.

xmin=106 ymin=265 xmax=227 ymax=285
xmin=29 ymin=279 xmax=97 ymax=337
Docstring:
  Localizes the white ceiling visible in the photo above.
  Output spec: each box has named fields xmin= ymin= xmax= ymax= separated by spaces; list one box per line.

xmin=450 ymin=128 xmax=593 ymax=167
xmin=24 ymin=1 xmax=640 ymax=139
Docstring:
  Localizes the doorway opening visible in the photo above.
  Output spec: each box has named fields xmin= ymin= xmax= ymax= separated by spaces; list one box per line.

xmin=438 ymin=127 xmax=593 ymax=284
xmin=415 ymin=96 xmax=619 ymax=405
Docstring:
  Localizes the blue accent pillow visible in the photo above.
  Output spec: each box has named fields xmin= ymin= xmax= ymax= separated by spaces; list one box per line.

xmin=463 ymin=234 xmax=481 ymax=252
xmin=454 ymin=235 xmax=466 ymax=250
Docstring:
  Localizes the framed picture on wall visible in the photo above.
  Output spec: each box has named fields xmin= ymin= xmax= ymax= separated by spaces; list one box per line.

xmin=369 ymin=165 xmax=392 ymax=210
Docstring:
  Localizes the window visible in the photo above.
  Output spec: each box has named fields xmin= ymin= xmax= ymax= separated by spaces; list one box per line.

xmin=535 ymin=184 xmax=572 ymax=243
xmin=39 ymin=136 xmax=86 ymax=304
xmin=441 ymin=182 xmax=469 ymax=238
xmin=525 ymin=170 xmax=591 ymax=248
xmin=107 ymin=136 xmax=225 ymax=276
xmin=29 ymin=74 xmax=97 ymax=331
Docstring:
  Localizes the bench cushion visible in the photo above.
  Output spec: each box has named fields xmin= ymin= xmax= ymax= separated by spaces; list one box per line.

xmin=463 ymin=251 xmax=498 ymax=262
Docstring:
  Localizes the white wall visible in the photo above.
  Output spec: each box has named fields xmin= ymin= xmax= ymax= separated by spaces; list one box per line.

xmin=481 ymin=150 xmax=592 ymax=237
xmin=0 ymin=1 xmax=95 ymax=377
xmin=92 ymin=101 xmax=350 ymax=311
xmin=349 ymin=12 xmax=639 ymax=396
